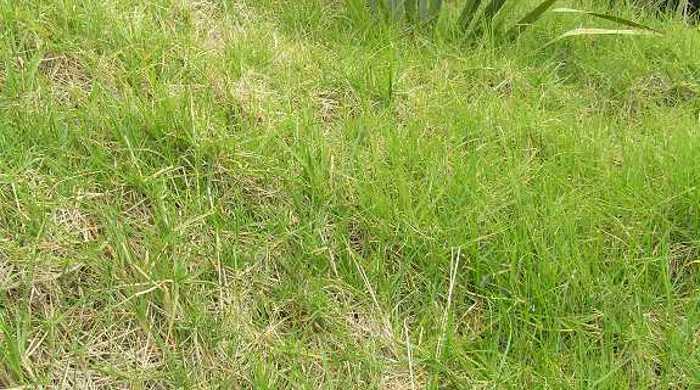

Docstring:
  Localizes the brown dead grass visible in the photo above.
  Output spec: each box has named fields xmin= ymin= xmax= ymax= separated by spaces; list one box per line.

xmin=0 ymin=65 xmax=6 ymax=91
xmin=186 ymin=0 xmax=258 ymax=53
xmin=380 ymin=366 xmax=427 ymax=390
xmin=315 ymin=90 xmax=343 ymax=123
xmin=38 ymin=53 xmax=92 ymax=104
xmin=52 ymin=207 xmax=100 ymax=242
xmin=33 ymin=312 xmax=165 ymax=388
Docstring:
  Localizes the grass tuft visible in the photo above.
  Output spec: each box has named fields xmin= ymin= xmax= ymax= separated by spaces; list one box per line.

xmin=0 ymin=0 xmax=699 ymax=387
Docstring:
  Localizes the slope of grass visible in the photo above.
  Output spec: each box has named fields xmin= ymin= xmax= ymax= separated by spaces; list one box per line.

xmin=1 ymin=0 xmax=699 ymax=387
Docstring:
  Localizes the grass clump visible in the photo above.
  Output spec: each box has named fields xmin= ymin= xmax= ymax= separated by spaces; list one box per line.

xmin=1 ymin=0 xmax=699 ymax=387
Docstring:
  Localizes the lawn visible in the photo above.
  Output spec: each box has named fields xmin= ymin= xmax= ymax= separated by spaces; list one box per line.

xmin=1 ymin=0 xmax=699 ymax=387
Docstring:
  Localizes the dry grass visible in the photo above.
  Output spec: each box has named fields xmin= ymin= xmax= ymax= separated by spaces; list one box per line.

xmin=1 ymin=0 xmax=699 ymax=387
xmin=38 ymin=53 xmax=92 ymax=105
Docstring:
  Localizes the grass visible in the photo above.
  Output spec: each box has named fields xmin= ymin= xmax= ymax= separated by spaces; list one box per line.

xmin=1 ymin=0 xmax=699 ymax=387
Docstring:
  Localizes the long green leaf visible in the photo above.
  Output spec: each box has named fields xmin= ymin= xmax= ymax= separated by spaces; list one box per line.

xmin=551 ymin=8 xmax=662 ymax=33
xmin=545 ymin=27 xmax=661 ymax=46
xmin=378 ymin=0 xmax=401 ymax=19
xmin=458 ymin=0 xmax=484 ymax=32
xmin=482 ymin=0 xmax=508 ymax=23
xmin=428 ymin=0 xmax=443 ymax=20
xmin=405 ymin=0 xmax=418 ymax=23
xmin=369 ymin=0 xmax=378 ymax=13
xmin=506 ymin=0 xmax=559 ymax=38
xmin=418 ymin=0 xmax=442 ymax=23
xmin=469 ymin=0 xmax=507 ymax=38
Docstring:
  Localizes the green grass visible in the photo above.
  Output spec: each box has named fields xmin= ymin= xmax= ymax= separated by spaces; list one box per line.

xmin=1 ymin=0 xmax=699 ymax=387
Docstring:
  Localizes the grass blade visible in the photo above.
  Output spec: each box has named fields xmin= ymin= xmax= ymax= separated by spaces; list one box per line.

xmin=551 ymin=7 xmax=662 ymax=33
xmin=545 ymin=27 xmax=661 ymax=46
xmin=405 ymin=0 xmax=418 ymax=23
xmin=482 ymin=0 xmax=508 ymax=23
xmin=418 ymin=0 xmax=441 ymax=23
xmin=458 ymin=0 xmax=484 ymax=32
xmin=469 ymin=0 xmax=507 ymax=38
xmin=369 ymin=0 xmax=378 ymax=13
xmin=428 ymin=0 xmax=443 ymax=20
xmin=506 ymin=0 xmax=559 ymax=38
